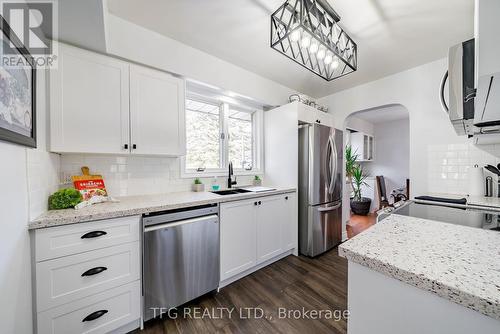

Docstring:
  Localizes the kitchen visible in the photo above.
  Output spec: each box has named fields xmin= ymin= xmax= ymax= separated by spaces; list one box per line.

xmin=0 ymin=1 xmax=499 ymax=334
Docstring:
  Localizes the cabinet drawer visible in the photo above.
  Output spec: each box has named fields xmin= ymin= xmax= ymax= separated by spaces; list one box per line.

xmin=36 ymin=242 xmax=140 ymax=311
xmin=37 ymin=280 xmax=140 ymax=334
xmin=35 ymin=216 xmax=140 ymax=261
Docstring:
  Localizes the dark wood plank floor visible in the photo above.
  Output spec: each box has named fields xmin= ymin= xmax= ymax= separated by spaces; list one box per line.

xmin=132 ymin=247 xmax=347 ymax=334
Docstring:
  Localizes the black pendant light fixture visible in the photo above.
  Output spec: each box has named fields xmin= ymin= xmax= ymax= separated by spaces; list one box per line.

xmin=271 ymin=0 xmax=357 ymax=81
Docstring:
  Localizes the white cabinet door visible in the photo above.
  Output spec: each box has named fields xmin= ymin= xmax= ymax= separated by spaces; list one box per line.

xmin=256 ymin=195 xmax=285 ymax=264
xmin=220 ymin=199 xmax=257 ymax=281
xmin=281 ymin=193 xmax=297 ymax=251
xmin=50 ymin=44 xmax=130 ymax=154
xmin=129 ymin=64 xmax=186 ymax=156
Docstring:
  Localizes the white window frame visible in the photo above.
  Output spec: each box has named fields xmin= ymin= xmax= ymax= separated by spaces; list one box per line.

xmin=181 ymin=93 xmax=264 ymax=178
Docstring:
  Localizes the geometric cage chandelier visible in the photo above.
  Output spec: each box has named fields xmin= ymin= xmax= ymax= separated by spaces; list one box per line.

xmin=271 ymin=0 xmax=357 ymax=81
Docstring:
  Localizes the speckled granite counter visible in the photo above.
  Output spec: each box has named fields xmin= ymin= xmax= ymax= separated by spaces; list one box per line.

xmin=339 ymin=214 xmax=500 ymax=320
xmin=30 ymin=188 xmax=296 ymax=229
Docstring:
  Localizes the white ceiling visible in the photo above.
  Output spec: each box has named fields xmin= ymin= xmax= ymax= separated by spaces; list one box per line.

xmin=107 ymin=0 xmax=474 ymax=99
xmin=352 ymin=104 xmax=409 ymax=124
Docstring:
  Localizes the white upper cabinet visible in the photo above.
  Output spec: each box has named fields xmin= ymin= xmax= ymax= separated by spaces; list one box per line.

xmin=350 ymin=132 xmax=374 ymax=162
xmin=50 ymin=43 xmax=186 ymax=156
xmin=129 ymin=65 xmax=185 ymax=156
xmin=50 ymin=44 xmax=130 ymax=154
xmin=296 ymin=102 xmax=335 ymax=127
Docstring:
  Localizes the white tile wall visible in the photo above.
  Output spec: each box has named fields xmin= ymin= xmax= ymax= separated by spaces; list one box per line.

xmin=427 ymin=143 xmax=500 ymax=195
xmin=59 ymin=154 xmax=255 ymax=197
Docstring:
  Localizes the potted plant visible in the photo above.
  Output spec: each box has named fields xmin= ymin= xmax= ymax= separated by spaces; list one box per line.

xmin=253 ymin=175 xmax=262 ymax=186
xmin=350 ymin=164 xmax=372 ymax=215
xmin=192 ymin=178 xmax=205 ymax=192
xmin=345 ymin=144 xmax=359 ymax=183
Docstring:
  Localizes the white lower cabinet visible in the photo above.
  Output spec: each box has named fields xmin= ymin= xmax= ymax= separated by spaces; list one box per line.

xmin=220 ymin=198 xmax=257 ymax=281
xmin=220 ymin=192 xmax=297 ymax=282
xmin=281 ymin=192 xmax=297 ymax=251
xmin=256 ymin=195 xmax=285 ymax=263
xmin=32 ymin=216 xmax=141 ymax=334
xmin=37 ymin=280 xmax=140 ymax=334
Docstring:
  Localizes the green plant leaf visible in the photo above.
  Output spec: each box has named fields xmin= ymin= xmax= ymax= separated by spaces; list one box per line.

xmin=48 ymin=188 xmax=82 ymax=210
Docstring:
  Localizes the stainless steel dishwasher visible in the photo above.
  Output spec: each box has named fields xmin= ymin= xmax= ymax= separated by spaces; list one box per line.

xmin=142 ymin=204 xmax=219 ymax=321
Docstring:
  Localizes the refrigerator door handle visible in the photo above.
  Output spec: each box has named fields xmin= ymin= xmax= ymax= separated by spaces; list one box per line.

xmin=328 ymin=135 xmax=337 ymax=194
xmin=318 ymin=202 xmax=342 ymax=212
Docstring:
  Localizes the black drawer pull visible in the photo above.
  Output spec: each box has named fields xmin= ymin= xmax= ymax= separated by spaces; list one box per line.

xmin=124 ymin=144 xmax=128 ymax=149
xmin=132 ymin=144 xmax=137 ymax=149
xmin=254 ymin=201 xmax=258 ymax=206
xmin=82 ymin=309 xmax=108 ymax=322
xmin=81 ymin=231 xmax=107 ymax=239
xmin=258 ymin=201 xmax=262 ymax=205
xmin=81 ymin=266 xmax=107 ymax=277
xmin=285 ymin=196 xmax=289 ymax=200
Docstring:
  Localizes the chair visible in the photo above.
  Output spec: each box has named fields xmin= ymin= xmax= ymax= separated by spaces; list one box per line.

xmin=376 ymin=176 xmax=410 ymax=210
xmin=376 ymin=176 xmax=391 ymax=210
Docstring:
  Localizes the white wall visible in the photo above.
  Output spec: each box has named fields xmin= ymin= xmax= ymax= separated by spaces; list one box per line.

xmin=0 ymin=69 xmax=59 ymax=334
xmin=105 ymin=14 xmax=296 ymax=107
xmin=319 ymin=58 xmax=500 ymax=236
xmin=346 ymin=116 xmax=375 ymax=136
xmin=319 ymin=58 xmax=500 ymax=197
xmin=370 ymin=118 xmax=410 ymax=194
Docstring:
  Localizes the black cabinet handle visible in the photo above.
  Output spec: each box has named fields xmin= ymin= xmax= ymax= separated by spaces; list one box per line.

xmin=254 ymin=202 xmax=258 ymax=206
xmin=132 ymin=144 xmax=137 ymax=149
xmin=82 ymin=310 xmax=108 ymax=322
xmin=316 ymin=119 xmax=321 ymax=123
xmin=285 ymin=196 xmax=289 ymax=200
xmin=81 ymin=231 xmax=107 ymax=239
xmin=81 ymin=266 xmax=107 ymax=277
xmin=258 ymin=201 xmax=262 ymax=205
xmin=123 ymin=144 xmax=128 ymax=149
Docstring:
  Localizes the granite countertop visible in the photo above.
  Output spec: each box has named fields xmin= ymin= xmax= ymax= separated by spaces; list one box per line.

xmin=339 ymin=214 xmax=500 ymax=320
xmin=30 ymin=187 xmax=296 ymax=229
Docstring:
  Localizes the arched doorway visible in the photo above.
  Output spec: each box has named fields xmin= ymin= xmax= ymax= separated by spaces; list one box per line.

xmin=343 ymin=104 xmax=410 ymax=238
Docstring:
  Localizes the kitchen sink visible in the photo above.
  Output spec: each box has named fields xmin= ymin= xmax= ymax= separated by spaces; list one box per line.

xmin=211 ymin=188 xmax=252 ymax=196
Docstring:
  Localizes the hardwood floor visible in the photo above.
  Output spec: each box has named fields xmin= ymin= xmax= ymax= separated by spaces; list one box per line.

xmin=132 ymin=248 xmax=348 ymax=334
xmin=346 ymin=213 xmax=377 ymax=238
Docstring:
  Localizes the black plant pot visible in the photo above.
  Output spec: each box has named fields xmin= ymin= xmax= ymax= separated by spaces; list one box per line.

xmin=350 ymin=197 xmax=372 ymax=216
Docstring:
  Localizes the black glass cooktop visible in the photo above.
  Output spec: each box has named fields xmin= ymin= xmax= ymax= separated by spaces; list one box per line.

xmin=392 ymin=202 xmax=500 ymax=231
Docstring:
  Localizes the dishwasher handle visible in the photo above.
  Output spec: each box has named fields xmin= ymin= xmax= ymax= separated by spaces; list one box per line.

xmin=144 ymin=214 xmax=218 ymax=233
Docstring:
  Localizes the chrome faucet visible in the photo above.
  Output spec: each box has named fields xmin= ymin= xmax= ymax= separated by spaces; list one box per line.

xmin=228 ymin=162 xmax=237 ymax=188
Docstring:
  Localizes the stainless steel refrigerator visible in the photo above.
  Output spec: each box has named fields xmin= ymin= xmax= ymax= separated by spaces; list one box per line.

xmin=298 ymin=123 xmax=343 ymax=257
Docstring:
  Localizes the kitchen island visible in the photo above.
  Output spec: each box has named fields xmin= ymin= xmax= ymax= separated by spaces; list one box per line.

xmin=339 ymin=214 xmax=500 ymax=334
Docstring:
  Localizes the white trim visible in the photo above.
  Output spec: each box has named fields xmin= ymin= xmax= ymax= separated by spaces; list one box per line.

xmin=182 ymin=94 xmax=265 ymax=178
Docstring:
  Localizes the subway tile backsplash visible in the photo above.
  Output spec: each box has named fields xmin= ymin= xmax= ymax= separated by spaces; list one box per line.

xmin=59 ymin=154 xmax=254 ymax=197
xmin=427 ymin=143 xmax=500 ymax=195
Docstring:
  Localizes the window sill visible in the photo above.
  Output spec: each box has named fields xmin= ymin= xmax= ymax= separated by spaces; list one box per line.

xmin=180 ymin=169 xmax=264 ymax=179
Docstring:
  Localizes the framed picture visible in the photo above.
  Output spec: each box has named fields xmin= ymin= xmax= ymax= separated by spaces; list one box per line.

xmin=0 ymin=15 xmax=36 ymax=148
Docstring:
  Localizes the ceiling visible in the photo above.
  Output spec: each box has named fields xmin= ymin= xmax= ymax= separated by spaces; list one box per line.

xmin=107 ymin=0 xmax=474 ymax=99
xmin=352 ymin=104 xmax=409 ymax=124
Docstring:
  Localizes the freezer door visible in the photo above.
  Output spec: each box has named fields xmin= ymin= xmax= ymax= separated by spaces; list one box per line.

xmin=299 ymin=124 xmax=343 ymax=206
xmin=299 ymin=201 xmax=342 ymax=257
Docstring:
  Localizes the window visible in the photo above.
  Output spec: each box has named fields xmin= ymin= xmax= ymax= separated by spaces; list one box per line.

xmin=182 ymin=95 xmax=263 ymax=177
